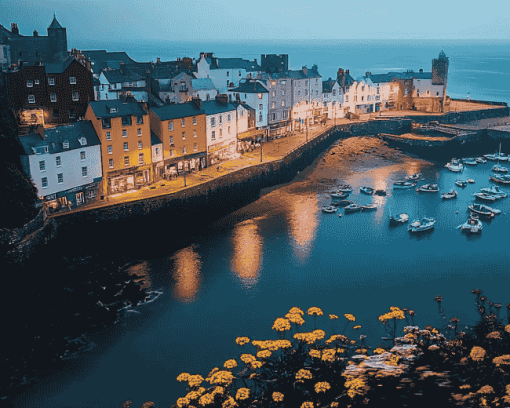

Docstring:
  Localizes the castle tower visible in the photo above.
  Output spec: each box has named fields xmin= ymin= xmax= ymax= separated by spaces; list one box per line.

xmin=432 ymin=50 xmax=449 ymax=112
xmin=47 ymin=15 xmax=67 ymax=60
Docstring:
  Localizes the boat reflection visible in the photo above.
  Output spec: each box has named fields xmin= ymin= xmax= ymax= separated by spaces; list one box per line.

xmin=171 ymin=245 xmax=202 ymax=302
xmin=286 ymin=193 xmax=319 ymax=261
xmin=231 ymin=219 xmax=263 ymax=287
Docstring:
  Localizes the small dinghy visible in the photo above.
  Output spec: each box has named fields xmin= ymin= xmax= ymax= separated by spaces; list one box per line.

xmin=490 ymin=174 xmax=510 ymax=184
xmin=468 ymin=203 xmax=501 ymax=216
xmin=337 ymin=185 xmax=353 ymax=193
xmin=455 ymin=180 xmax=468 ymax=188
xmin=374 ymin=190 xmax=386 ymax=196
xmin=459 ymin=217 xmax=483 ymax=233
xmin=408 ymin=217 xmax=436 ymax=233
xmin=321 ymin=205 xmax=338 ymax=213
xmin=404 ymin=173 xmax=422 ymax=182
xmin=333 ymin=200 xmax=353 ymax=207
xmin=475 ymin=157 xmax=487 ymax=164
xmin=331 ymin=192 xmax=349 ymax=199
xmin=416 ymin=184 xmax=439 ymax=192
xmin=441 ymin=189 xmax=457 ymax=199
xmin=445 ymin=160 xmax=463 ymax=172
xmin=393 ymin=180 xmax=416 ymax=190
xmin=492 ymin=164 xmax=508 ymax=173
xmin=467 ymin=179 xmax=475 ymax=183
xmin=484 ymin=153 xmax=500 ymax=161
xmin=389 ymin=213 xmax=409 ymax=225
xmin=360 ymin=186 xmax=375 ymax=195
xmin=480 ymin=186 xmax=507 ymax=198
xmin=361 ymin=204 xmax=377 ymax=211
xmin=344 ymin=203 xmax=362 ymax=213
xmin=463 ymin=158 xmax=478 ymax=166
xmin=472 ymin=192 xmax=498 ymax=202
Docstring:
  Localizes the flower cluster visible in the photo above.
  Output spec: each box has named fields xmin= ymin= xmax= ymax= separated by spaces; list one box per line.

xmin=223 ymin=360 xmax=237 ymax=369
xmin=295 ymin=369 xmax=313 ymax=380
xmin=285 ymin=312 xmax=305 ymax=325
xmin=208 ymin=370 xmax=234 ymax=386
xmin=272 ymin=392 xmax=284 ymax=402
xmin=314 ymin=381 xmax=331 ymax=393
xmin=378 ymin=306 xmax=405 ymax=323
xmin=325 ymin=334 xmax=349 ymax=345
xmin=235 ymin=337 xmax=250 ymax=346
xmin=188 ymin=374 xmax=204 ymax=387
xmin=272 ymin=317 xmax=291 ymax=332
xmin=307 ymin=307 xmax=324 ymax=316
xmin=344 ymin=313 xmax=356 ymax=322
xmin=235 ymin=388 xmax=250 ymax=400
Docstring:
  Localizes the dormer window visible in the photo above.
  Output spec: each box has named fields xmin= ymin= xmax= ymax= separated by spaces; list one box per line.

xmin=78 ymin=137 xmax=87 ymax=146
xmin=63 ymin=140 xmax=69 ymax=149
xmin=110 ymin=107 xmax=117 ymax=113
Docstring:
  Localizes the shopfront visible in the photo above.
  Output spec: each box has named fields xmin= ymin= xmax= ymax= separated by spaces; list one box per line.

xmin=107 ymin=164 xmax=152 ymax=195
xmin=237 ymin=129 xmax=266 ymax=152
xmin=163 ymin=152 xmax=207 ymax=179
xmin=208 ymin=140 xmax=236 ymax=165
xmin=268 ymin=120 xmax=292 ymax=139
xmin=42 ymin=178 xmax=101 ymax=211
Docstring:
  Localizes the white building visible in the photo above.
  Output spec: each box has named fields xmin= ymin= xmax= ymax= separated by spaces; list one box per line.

xmin=151 ymin=131 xmax=164 ymax=180
xmin=322 ymin=78 xmax=344 ymax=120
xmin=97 ymin=64 xmax=147 ymax=102
xmin=18 ymin=121 xmax=103 ymax=209
xmin=228 ymin=79 xmax=269 ymax=129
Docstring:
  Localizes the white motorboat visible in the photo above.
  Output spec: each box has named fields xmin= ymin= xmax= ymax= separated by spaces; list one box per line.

xmin=393 ymin=180 xmax=416 ymax=189
xmin=360 ymin=186 xmax=375 ymax=195
xmin=408 ymin=217 xmax=436 ymax=233
xmin=321 ymin=205 xmax=338 ymax=213
xmin=404 ymin=173 xmax=422 ymax=182
xmin=472 ymin=192 xmax=498 ymax=202
xmin=361 ymin=204 xmax=377 ymax=211
xmin=463 ymin=158 xmax=478 ymax=166
xmin=416 ymin=184 xmax=439 ymax=192
xmin=441 ymin=189 xmax=457 ymax=199
xmin=331 ymin=192 xmax=349 ymax=199
xmin=389 ymin=213 xmax=409 ymax=225
xmin=492 ymin=164 xmax=508 ymax=173
xmin=459 ymin=217 xmax=483 ymax=233
xmin=344 ymin=204 xmax=362 ymax=213
xmin=475 ymin=157 xmax=487 ymax=164
xmin=468 ymin=203 xmax=501 ymax=216
xmin=490 ymin=174 xmax=510 ymax=184
xmin=480 ymin=186 xmax=507 ymax=198
xmin=445 ymin=160 xmax=463 ymax=172
xmin=455 ymin=180 xmax=468 ymax=188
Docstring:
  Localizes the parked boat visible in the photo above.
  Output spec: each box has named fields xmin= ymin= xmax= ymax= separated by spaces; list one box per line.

xmin=393 ymin=180 xmax=416 ymax=189
xmin=416 ymin=184 xmax=439 ymax=192
xmin=445 ymin=160 xmax=463 ymax=172
xmin=463 ymin=158 xmax=478 ymax=166
xmin=455 ymin=180 xmax=468 ymax=188
xmin=490 ymin=174 xmax=510 ymax=184
xmin=467 ymin=179 xmax=475 ymax=183
xmin=389 ymin=213 xmax=409 ymax=225
xmin=480 ymin=186 xmax=507 ymax=198
xmin=337 ymin=185 xmax=353 ymax=193
xmin=408 ymin=217 xmax=436 ymax=233
xmin=331 ymin=192 xmax=349 ymax=199
xmin=344 ymin=204 xmax=362 ymax=213
xmin=475 ymin=157 xmax=487 ymax=164
xmin=441 ymin=189 xmax=457 ymax=199
xmin=492 ymin=164 xmax=508 ymax=173
xmin=472 ymin=192 xmax=498 ymax=202
xmin=484 ymin=153 xmax=500 ymax=161
xmin=459 ymin=217 xmax=483 ymax=233
xmin=468 ymin=203 xmax=501 ymax=216
xmin=334 ymin=200 xmax=353 ymax=207
xmin=360 ymin=187 xmax=375 ymax=195
xmin=321 ymin=205 xmax=338 ymax=213
xmin=374 ymin=190 xmax=386 ymax=196
xmin=404 ymin=173 xmax=422 ymax=181
xmin=361 ymin=204 xmax=377 ymax=211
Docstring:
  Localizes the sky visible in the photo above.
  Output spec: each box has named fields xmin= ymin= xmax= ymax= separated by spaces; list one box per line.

xmin=2 ymin=0 xmax=510 ymax=42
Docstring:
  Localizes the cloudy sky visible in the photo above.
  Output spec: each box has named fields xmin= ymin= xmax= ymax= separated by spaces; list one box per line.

xmin=2 ymin=0 xmax=509 ymax=42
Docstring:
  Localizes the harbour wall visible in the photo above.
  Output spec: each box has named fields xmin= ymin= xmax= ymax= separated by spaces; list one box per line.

xmin=403 ymin=105 xmax=509 ymax=124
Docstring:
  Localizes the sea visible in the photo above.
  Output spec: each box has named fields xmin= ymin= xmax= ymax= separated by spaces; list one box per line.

xmin=7 ymin=40 xmax=510 ymax=407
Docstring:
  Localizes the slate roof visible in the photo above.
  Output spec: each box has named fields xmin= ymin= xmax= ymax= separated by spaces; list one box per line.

xmin=18 ymin=121 xmax=100 ymax=156
xmin=150 ymin=102 xmax=203 ymax=121
xmin=210 ymin=58 xmax=262 ymax=72
xmin=81 ymin=50 xmax=136 ymax=72
xmin=230 ymin=81 xmax=268 ymax=93
xmin=191 ymin=78 xmax=215 ymax=91
xmin=88 ymin=99 xmax=146 ymax=119
xmin=200 ymin=100 xmax=237 ymax=115
xmin=151 ymin=131 xmax=162 ymax=146
xmin=369 ymin=71 xmax=432 ymax=83
xmin=322 ymin=78 xmax=337 ymax=93
xmin=232 ymin=101 xmax=255 ymax=111
xmin=48 ymin=16 xmax=64 ymax=29
xmin=44 ymin=57 xmax=75 ymax=74
xmin=102 ymin=68 xmax=144 ymax=84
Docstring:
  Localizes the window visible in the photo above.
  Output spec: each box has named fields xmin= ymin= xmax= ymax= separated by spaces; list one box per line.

xmin=108 ymin=145 xmax=113 ymax=154
xmin=170 ymin=136 xmax=174 ymax=145
xmin=220 ymin=129 xmax=223 ymax=137
xmin=212 ymin=130 xmax=216 ymax=140
xmin=80 ymin=151 xmax=86 ymax=160
xmin=27 ymin=80 xmax=33 ymax=87
xmin=48 ymin=77 xmax=55 ymax=86
xmin=102 ymin=118 xmax=111 ymax=129
xmin=361 ymin=96 xmax=364 ymax=101
xmin=109 ymin=159 xmax=114 ymax=168
xmin=193 ymin=116 xmax=197 ymax=125
xmin=72 ymin=92 xmax=79 ymax=101
xmin=121 ymin=115 xmax=131 ymax=126
xmin=41 ymin=177 xmax=48 ymax=188
xmin=138 ymin=141 xmax=142 ymax=150
xmin=333 ymin=90 xmax=336 ymax=96
xmin=226 ymin=71 xmax=229 ymax=77
xmin=53 ymin=109 xmax=59 ymax=118
xmin=305 ymin=80 xmax=308 ymax=86
xmin=272 ymin=113 xmax=276 ymax=121
xmin=426 ymin=90 xmax=430 ymax=96
xmin=228 ymin=126 xmax=231 ymax=134
xmin=211 ymin=117 xmax=216 ymax=127
xmin=272 ymin=102 xmax=275 ymax=109
xmin=137 ymin=128 xmax=142 ymax=136
xmin=183 ymin=147 xmax=187 ymax=154
xmin=272 ymin=91 xmax=276 ymax=97
xmin=155 ymin=147 xmax=160 ymax=155
xmin=170 ymin=149 xmax=175 ymax=157
xmin=39 ymin=160 xmax=45 ymax=171
xmin=34 ymin=79 xmax=39 ymax=85
xmin=109 ymin=107 xmax=117 ymax=113
xmin=82 ymin=166 xmax=87 ymax=177
xmin=346 ymin=95 xmax=349 ymax=102
xmin=123 ymin=142 xmax=128 ymax=151
xmin=136 ymin=116 xmax=143 ymax=124
xmin=181 ymin=118 xmax=185 ymax=127
xmin=63 ymin=140 xmax=69 ymax=149
xmin=227 ymin=114 xmax=231 ymax=122
xmin=48 ymin=92 xmax=57 ymax=102
xmin=298 ymin=90 xmax=301 ymax=96
xmin=55 ymin=156 xmax=61 ymax=166
xmin=376 ymin=87 xmax=380 ymax=95
xmin=282 ymin=101 xmax=285 ymax=106
xmin=239 ymin=71 xmax=241 ymax=77
xmin=259 ymin=104 xmax=262 ymax=110
xmin=168 ymin=121 xmax=174 ymax=131
xmin=106 ymin=132 xmax=111 ymax=141
xmin=193 ymin=143 xmax=197 ymax=152
xmin=122 ymin=129 xmax=127 ymax=137
xmin=124 ymin=156 xmax=129 ymax=167
xmin=281 ymin=80 xmax=286 ymax=85
xmin=283 ymin=111 xmax=288 ymax=118
xmin=193 ymin=130 xmax=196 ymax=138
xmin=362 ymin=86 xmax=365 ymax=91
xmin=68 ymin=109 xmax=75 ymax=118
xmin=70 ymin=77 xmax=76 ymax=84
xmin=282 ymin=90 xmax=285 ymax=96
xmin=258 ymin=93 xmax=262 ymax=99
xmin=28 ymin=95 xmax=35 ymax=104
xmin=57 ymin=173 xmax=63 ymax=184
xmin=219 ymin=115 xmax=222 ymax=124
xmin=258 ymin=114 xmax=263 ymax=122
xmin=305 ymin=89 xmax=308 ymax=96
xmin=138 ymin=153 xmax=144 ymax=164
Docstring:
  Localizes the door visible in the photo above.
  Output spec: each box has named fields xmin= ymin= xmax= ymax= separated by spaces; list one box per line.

xmin=76 ymin=192 xmax=85 ymax=205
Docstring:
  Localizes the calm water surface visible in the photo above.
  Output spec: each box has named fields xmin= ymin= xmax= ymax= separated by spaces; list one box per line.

xmin=14 ymin=137 xmax=510 ymax=407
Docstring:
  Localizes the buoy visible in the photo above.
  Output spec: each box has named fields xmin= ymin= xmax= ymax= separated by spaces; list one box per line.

xmin=456 ymin=211 xmax=459 ymax=214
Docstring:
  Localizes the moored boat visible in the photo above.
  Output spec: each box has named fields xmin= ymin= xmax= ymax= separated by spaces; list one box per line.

xmin=455 ymin=180 xmax=468 ymax=188
xmin=321 ymin=205 xmax=338 ymax=213
xmin=337 ymin=185 xmax=353 ymax=193
xmin=404 ymin=173 xmax=422 ymax=181
xmin=393 ymin=180 xmax=416 ymax=189
xmin=480 ymin=186 xmax=507 ymax=198
xmin=416 ymin=184 xmax=439 ymax=192
xmin=334 ymin=200 xmax=353 ymax=207
xmin=361 ymin=204 xmax=377 ymax=211
xmin=331 ymin=192 xmax=349 ymax=199
xmin=344 ymin=204 xmax=362 ymax=213
xmin=463 ymin=158 xmax=478 ymax=166
xmin=445 ymin=160 xmax=463 ymax=172
xmin=490 ymin=174 xmax=510 ymax=184
xmin=475 ymin=157 xmax=487 ymax=164
xmin=459 ymin=217 xmax=483 ymax=233
xmin=492 ymin=164 xmax=508 ymax=173
xmin=408 ymin=217 xmax=436 ymax=233
xmin=468 ymin=203 xmax=501 ymax=216
xmin=389 ymin=213 xmax=409 ymax=225
xmin=441 ymin=189 xmax=457 ymax=199
xmin=374 ymin=189 xmax=386 ymax=196
xmin=467 ymin=179 xmax=475 ymax=183
xmin=472 ymin=192 xmax=498 ymax=202
xmin=360 ymin=186 xmax=375 ymax=195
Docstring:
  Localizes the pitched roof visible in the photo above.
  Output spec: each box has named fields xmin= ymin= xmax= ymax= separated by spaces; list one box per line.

xmin=232 ymin=101 xmax=255 ymax=111
xmin=369 ymin=71 xmax=432 ymax=83
xmin=44 ymin=57 xmax=75 ymax=74
xmin=18 ymin=121 xmax=100 ymax=156
xmin=48 ymin=15 xmax=63 ymax=29
xmin=230 ymin=81 xmax=268 ymax=93
xmin=88 ymin=99 xmax=146 ymax=119
xmin=102 ymin=68 xmax=144 ymax=84
xmin=81 ymin=50 xmax=136 ymax=72
xmin=150 ymin=102 xmax=203 ymax=121
xmin=191 ymin=78 xmax=215 ymax=91
xmin=210 ymin=58 xmax=262 ymax=72
xmin=322 ymin=78 xmax=337 ymax=93
xmin=200 ymin=100 xmax=237 ymax=115
xmin=151 ymin=131 xmax=162 ymax=146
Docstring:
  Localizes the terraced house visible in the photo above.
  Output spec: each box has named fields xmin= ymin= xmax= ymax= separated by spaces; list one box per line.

xmin=149 ymin=99 xmax=207 ymax=179
xmin=97 ymin=62 xmax=147 ymax=102
xmin=85 ymin=96 xmax=152 ymax=195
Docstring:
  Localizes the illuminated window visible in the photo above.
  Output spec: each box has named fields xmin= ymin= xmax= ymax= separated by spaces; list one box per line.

xmin=48 ymin=77 xmax=55 ymax=86
xmin=109 ymin=159 xmax=113 ymax=168
xmin=28 ymin=95 xmax=35 ymax=103
xmin=72 ymin=92 xmax=79 ymax=101
xmin=258 ymin=93 xmax=262 ymax=99
xmin=123 ymin=142 xmax=128 ymax=151
xmin=106 ymin=132 xmax=111 ymax=140
xmin=124 ymin=156 xmax=130 ymax=167
xmin=27 ymin=80 xmax=33 ymax=87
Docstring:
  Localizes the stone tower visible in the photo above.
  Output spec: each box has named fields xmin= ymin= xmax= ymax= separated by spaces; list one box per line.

xmin=47 ymin=15 xmax=67 ymax=60
xmin=432 ymin=50 xmax=449 ymax=112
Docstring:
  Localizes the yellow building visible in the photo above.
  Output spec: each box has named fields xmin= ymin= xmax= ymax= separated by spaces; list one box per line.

xmin=85 ymin=96 xmax=153 ymax=195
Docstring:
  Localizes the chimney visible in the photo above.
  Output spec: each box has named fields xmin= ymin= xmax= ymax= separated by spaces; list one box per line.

xmin=191 ymin=96 xmax=201 ymax=109
xmin=302 ymin=66 xmax=308 ymax=76
xmin=35 ymin=124 xmax=45 ymax=139
xmin=254 ymin=59 xmax=257 ymax=65
xmin=346 ymin=69 xmax=350 ymax=74
xmin=157 ymin=57 xmax=161 ymax=64
xmin=419 ymin=68 xmax=423 ymax=73
xmin=11 ymin=23 xmax=19 ymax=35
xmin=33 ymin=29 xmax=38 ymax=37
xmin=365 ymin=71 xmax=371 ymax=77
xmin=215 ymin=94 xmax=228 ymax=105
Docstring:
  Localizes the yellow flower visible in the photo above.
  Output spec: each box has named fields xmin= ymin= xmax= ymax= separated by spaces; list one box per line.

xmin=344 ymin=376 xmax=366 ymax=399
xmin=386 ymin=355 xmax=399 ymax=366
xmin=272 ymin=317 xmax=291 ymax=332
xmin=294 ymin=332 xmax=318 ymax=345
xmin=240 ymin=354 xmax=256 ymax=364
xmin=331 ymin=403 xmax=339 ymax=407
xmin=344 ymin=314 xmax=356 ymax=322
xmin=492 ymin=355 xmax=510 ymax=366
xmin=505 ymin=324 xmax=510 ymax=334
xmin=295 ymin=369 xmax=313 ymax=380
xmin=276 ymin=340 xmax=292 ymax=349
xmin=300 ymin=402 xmax=314 ymax=408
xmin=353 ymin=325 xmax=361 ymax=330
xmin=205 ymin=368 xmax=219 ymax=381
xmin=223 ymin=359 xmax=237 ymax=369
xmin=257 ymin=350 xmax=272 ymax=359
xmin=373 ymin=348 xmax=385 ymax=355
xmin=263 ymin=340 xmax=280 ymax=351
xmin=459 ymin=384 xmax=471 ymax=389
xmin=325 ymin=334 xmax=348 ymax=345
xmin=209 ymin=370 xmax=234 ymax=386
xmin=212 ymin=387 xmax=224 ymax=395
xmin=470 ymin=346 xmax=486 ymax=361
xmin=198 ymin=393 xmax=215 ymax=406
xmin=272 ymin=392 xmax=284 ymax=402
xmin=313 ymin=329 xmax=326 ymax=340
xmin=248 ymin=373 xmax=258 ymax=379
xmin=477 ymin=385 xmax=495 ymax=394
xmin=307 ymin=307 xmax=324 ymax=316
xmin=249 ymin=360 xmax=263 ymax=369
xmin=329 ymin=314 xmax=339 ymax=320
xmin=322 ymin=349 xmax=336 ymax=362
xmin=186 ymin=391 xmax=201 ymax=401
xmin=188 ymin=375 xmax=204 ymax=387
xmin=177 ymin=373 xmax=191 ymax=382
xmin=286 ymin=313 xmax=305 ymax=325
xmin=314 ymin=381 xmax=331 ymax=393
xmin=309 ymin=349 xmax=321 ymax=358
xmin=350 ymin=340 xmax=356 ymax=345
xmin=289 ymin=307 xmax=304 ymax=315
xmin=235 ymin=388 xmax=250 ymax=401
xmin=177 ymin=397 xmax=190 ymax=407
xmin=222 ymin=396 xmax=238 ymax=408
xmin=486 ymin=331 xmax=501 ymax=339
xmin=235 ymin=337 xmax=250 ymax=346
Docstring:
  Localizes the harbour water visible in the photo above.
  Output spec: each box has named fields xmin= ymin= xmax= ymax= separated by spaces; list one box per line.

xmin=11 ymin=135 xmax=510 ymax=407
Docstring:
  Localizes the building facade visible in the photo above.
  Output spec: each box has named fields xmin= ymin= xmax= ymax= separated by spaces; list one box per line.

xmin=228 ymin=80 xmax=269 ymax=130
